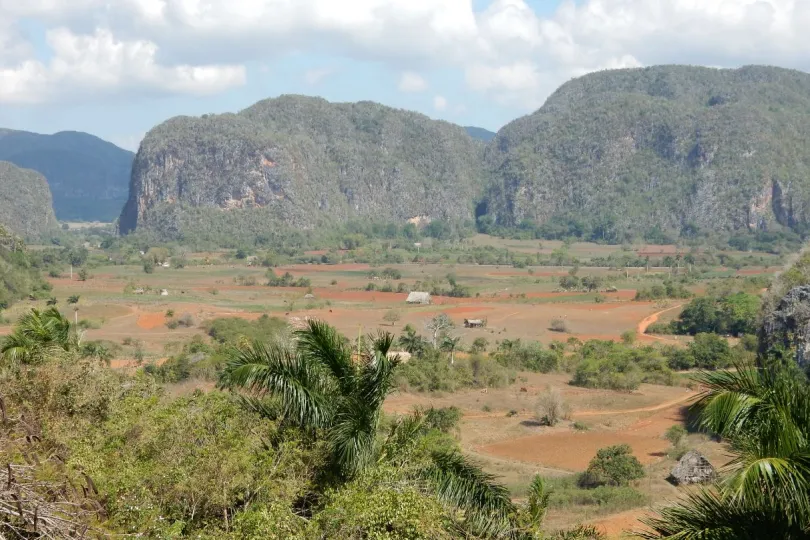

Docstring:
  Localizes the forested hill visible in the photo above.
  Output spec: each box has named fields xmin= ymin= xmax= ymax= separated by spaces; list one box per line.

xmin=0 ymin=161 xmax=58 ymax=239
xmin=118 ymin=65 xmax=810 ymax=244
xmin=482 ymin=65 xmax=810 ymax=243
xmin=0 ymin=129 xmax=134 ymax=222
xmin=118 ymin=95 xmax=486 ymax=237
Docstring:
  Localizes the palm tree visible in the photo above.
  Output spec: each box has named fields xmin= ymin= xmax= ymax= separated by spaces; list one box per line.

xmin=441 ymin=335 xmax=462 ymax=365
xmin=640 ymin=366 xmax=810 ymax=538
xmin=1 ymin=307 xmax=79 ymax=365
xmin=219 ymin=319 xmax=534 ymax=537
xmin=399 ymin=324 xmax=428 ymax=356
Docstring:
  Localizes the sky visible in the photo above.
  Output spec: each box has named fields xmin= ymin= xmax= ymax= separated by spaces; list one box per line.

xmin=1 ymin=0 xmax=809 ymax=151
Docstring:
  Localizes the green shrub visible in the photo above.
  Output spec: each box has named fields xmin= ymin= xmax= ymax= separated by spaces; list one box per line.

xmin=580 ymin=445 xmax=645 ymax=487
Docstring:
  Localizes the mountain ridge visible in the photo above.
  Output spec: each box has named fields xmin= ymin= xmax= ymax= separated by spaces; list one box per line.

xmin=119 ymin=94 xmax=486 ymax=237
xmin=114 ymin=64 xmax=810 ymax=243
xmin=0 ymin=129 xmax=134 ymax=222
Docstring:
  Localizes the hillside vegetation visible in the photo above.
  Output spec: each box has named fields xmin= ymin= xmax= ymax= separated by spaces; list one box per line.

xmin=483 ymin=65 xmax=810 ymax=243
xmin=118 ymin=65 xmax=810 ymax=247
xmin=119 ymin=95 xmax=485 ymax=237
xmin=0 ymin=161 xmax=58 ymax=238
xmin=0 ymin=129 xmax=133 ymax=221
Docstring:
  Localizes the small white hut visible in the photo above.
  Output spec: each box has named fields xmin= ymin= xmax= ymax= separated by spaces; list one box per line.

xmin=406 ymin=291 xmax=431 ymax=305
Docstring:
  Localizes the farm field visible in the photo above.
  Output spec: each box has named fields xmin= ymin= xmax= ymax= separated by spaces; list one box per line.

xmin=6 ymin=236 xmax=776 ymax=537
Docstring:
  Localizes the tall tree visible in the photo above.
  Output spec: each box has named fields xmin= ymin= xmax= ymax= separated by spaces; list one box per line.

xmin=219 ymin=319 xmax=531 ymax=536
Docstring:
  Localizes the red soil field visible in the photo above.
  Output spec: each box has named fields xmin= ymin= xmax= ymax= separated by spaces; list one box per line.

xmin=477 ymin=395 xmax=693 ymax=471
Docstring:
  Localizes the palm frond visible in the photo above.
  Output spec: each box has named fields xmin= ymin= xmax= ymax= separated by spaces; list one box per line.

xmin=357 ymin=343 xmax=399 ymax=413
xmin=639 ymin=487 xmax=807 ymax=539
xmin=328 ymin=398 xmax=380 ymax=477
xmin=218 ymin=340 xmax=334 ymax=430
xmin=379 ymin=410 xmax=429 ymax=464
xmin=295 ymin=319 xmax=356 ymax=393
xmin=527 ymin=474 xmax=551 ymax=527
xmin=426 ymin=449 xmax=517 ymax=537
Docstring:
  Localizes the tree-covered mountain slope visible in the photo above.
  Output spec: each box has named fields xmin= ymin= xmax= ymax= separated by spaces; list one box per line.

xmin=0 ymin=161 xmax=58 ymax=239
xmin=482 ymin=65 xmax=810 ymax=242
xmin=0 ymin=129 xmax=134 ymax=222
xmin=118 ymin=95 xmax=486 ymax=237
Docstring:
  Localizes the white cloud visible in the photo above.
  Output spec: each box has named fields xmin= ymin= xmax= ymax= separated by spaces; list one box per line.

xmin=398 ymin=71 xmax=428 ymax=92
xmin=0 ymin=28 xmax=245 ymax=104
xmin=2 ymin=0 xmax=810 ymax=109
xmin=303 ymin=67 xmax=335 ymax=85
xmin=433 ymin=95 xmax=448 ymax=111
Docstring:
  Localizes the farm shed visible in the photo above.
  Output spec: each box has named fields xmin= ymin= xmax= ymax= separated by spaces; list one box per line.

xmin=464 ymin=319 xmax=485 ymax=328
xmin=406 ymin=292 xmax=431 ymax=305
xmin=670 ymin=450 xmax=716 ymax=485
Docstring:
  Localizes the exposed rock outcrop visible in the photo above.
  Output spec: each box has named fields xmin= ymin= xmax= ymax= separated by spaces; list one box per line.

xmin=759 ymin=285 xmax=810 ymax=371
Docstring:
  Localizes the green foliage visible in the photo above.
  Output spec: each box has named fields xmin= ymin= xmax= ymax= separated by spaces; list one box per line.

xmin=0 ymin=161 xmax=58 ymax=239
xmin=1 ymin=307 xmax=78 ymax=366
xmin=205 ymin=314 xmax=288 ymax=344
xmin=70 ymin=392 xmax=312 ymax=537
xmin=494 ymin=339 xmax=560 ymax=373
xmin=664 ymin=425 xmax=687 ymax=447
xmin=673 ymin=292 xmax=761 ymax=336
xmin=266 ymin=269 xmax=311 ymax=287
xmin=634 ymin=281 xmax=692 ymax=301
xmin=0 ymin=229 xmax=52 ymax=308
xmin=395 ymin=350 xmax=513 ymax=392
xmin=686 ymin=333 xmax=733 ymax=370
xmin=570 ymin=340 xmax=675 ymax=391
xmin=308 ymin=467 xmax=453 ymax=539
xmin=581 ymin=445 xmax=645 ymax=487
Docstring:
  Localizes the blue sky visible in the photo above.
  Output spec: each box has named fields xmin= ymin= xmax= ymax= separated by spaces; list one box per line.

xmin=0 ymin=0 xmax=807 ymax=151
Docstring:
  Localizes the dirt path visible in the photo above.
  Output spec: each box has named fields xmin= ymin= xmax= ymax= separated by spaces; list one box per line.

xmin=574 ymin=390 xmax=696 ymax=417
xmin=637 ymin=304 xmax=684 ymax=343
xmin=462 ymin=390 xmax=695 ymax=420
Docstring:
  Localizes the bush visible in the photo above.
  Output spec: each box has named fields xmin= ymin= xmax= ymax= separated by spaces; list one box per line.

xmin=572 ymin=421 xmax=590 ymax=431
xmin=580 ymin=444 xmax=645 ymax=487
xmin=688 ymin=333 xmax=732 ymax=370
xmin=549 ymin=318 xmax=569 ymax=333
xmin=535 ymin=387 xmax=570 ymax=426
xmin=469 ymin=337 xmax=489 ymax=354
xmin=495 ymin=339 xmax=559 ymax=373
xmin=423 ymin=406 xmax=463 ymax=433
xmin=665 ymin=425 xmax=687 ymax=448
xmin=620 ymin=330 xmax=636 ymax=345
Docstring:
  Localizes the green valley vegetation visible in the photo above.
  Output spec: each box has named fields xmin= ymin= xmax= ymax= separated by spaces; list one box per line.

xmin=0 ymin=312 xmax=601 ymax=539
xmin=0 ymin=225 xmax=53 ymax=308
xmin=0 ymin=161 xmax=58 ymax=239
xmin=0 ymin=129 xmax=134 ymax=221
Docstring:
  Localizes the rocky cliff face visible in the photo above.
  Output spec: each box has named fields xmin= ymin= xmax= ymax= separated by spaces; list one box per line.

xmin=0 ymin=161 xmax=57 ymax=238
xmin=483 ymin=65 xmax=810 ymax=241
xmin=119 ymin=96 xmax=485 ymax=236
